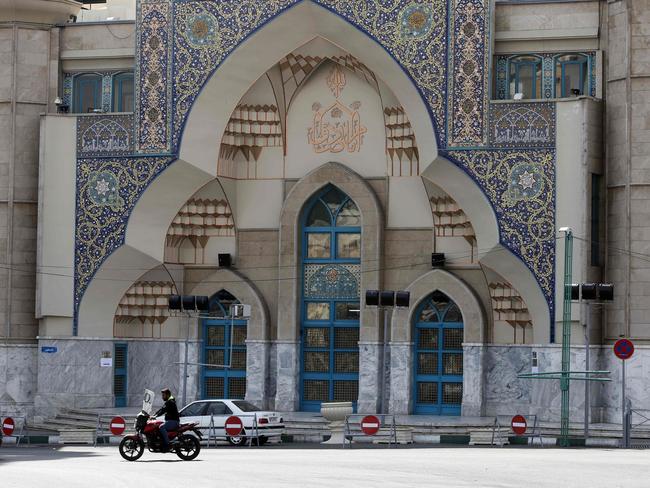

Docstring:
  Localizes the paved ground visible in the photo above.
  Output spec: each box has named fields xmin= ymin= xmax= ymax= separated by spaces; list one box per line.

xmin=1 ymin=444 xmax=649 ymax=488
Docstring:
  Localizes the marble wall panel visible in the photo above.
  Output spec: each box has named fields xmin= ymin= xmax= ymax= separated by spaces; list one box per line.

xmin=358 ymin=342 xmax=381 ymax=414
xmin=35 ymin=339 xmax=114 ymax=413
xmin=126 ymin=340 xmax=187 ymax=408
xmin=462 ymin=345 xmax=484 ymax=416
xmin=274 ymin=341 xmax=299 ymax=411
xmin=388 ymin=342 xmax=412 ymax=414
xmin=0 ymin=345 xmax=37 ymax=415
xmin=246 ymin=341 xmax=269 ymax=409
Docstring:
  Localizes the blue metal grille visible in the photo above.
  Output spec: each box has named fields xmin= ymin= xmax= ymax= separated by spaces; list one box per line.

xmin=114 ymin=343 xmax=128 ymax=407
xmin=413 ymin=292 xmax=463 ymax=415
xmin=300 ymin=186 xmax=360 ymax=411
xmin=202 ymin=291 xmax=246 ymax=400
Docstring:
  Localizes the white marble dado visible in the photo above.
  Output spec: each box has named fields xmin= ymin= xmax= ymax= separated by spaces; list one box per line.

xmin=274 ymin=341 xmax=299 ymax=411
xmin=357 ymin=342 xmax=382 ymax=414
xmin=0 ymin=345 xmax=37 ymax=415
xmin=598 ymin=347 xmax=650 ymax=424
xmin=462 ymin=345 xmax=484 ymax=416
xmin=34 ymin=338 xmax=199 ymax=414
xmin=388 ymin=342 xmax=412 ymax=414
xmin=246 ymin=340 xmax=269 ymax=409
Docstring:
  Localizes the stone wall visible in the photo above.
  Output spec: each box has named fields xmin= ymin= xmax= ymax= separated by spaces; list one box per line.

xmin=0 ymin=23 xmax=57 ymax=342
xmin=33 ymin=337 xmax=195 ymax=414
xmin=606 ymin=0 xmax=650 ymax=342
xmin=0 ymin=344 xmax=37 ymax=417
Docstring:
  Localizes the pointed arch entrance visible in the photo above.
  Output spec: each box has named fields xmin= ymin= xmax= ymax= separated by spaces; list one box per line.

xmin=202 ymin=290 xmax=247 ymax=399
xmin=300 ymin=185 xmax=361 ymax=411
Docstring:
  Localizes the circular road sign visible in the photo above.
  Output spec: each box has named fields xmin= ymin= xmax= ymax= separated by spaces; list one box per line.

xmin=109 ymin=416 xmax=126 ymax=436
xmin=614 ymin=339 xmax=634 ymax=360
xmin=2 ymin=417 xmax=15 ymax=436
xmin=511 ymin=415 xmax=527 ymax=435
xmin=225 ymin=415 xmax=243 ymax=436
xmin=360 ymin=415 xmax=381 ymax=436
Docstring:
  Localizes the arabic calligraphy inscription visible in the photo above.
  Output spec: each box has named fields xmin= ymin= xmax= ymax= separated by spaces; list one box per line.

xmin=308 ymin=64 xmax=367 ymax=154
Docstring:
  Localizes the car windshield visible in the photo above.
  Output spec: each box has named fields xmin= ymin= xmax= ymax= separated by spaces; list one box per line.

xmin=232 ymin=400 xmax=261 ymax=412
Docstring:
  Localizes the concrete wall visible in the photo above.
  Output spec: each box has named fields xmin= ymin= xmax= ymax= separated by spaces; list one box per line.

xmin=494 ymin=1 xmax=600 ymax=53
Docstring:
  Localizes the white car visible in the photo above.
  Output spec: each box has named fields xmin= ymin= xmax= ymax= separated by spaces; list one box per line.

xmin=178 ymin=399 xmax=284 ymax=446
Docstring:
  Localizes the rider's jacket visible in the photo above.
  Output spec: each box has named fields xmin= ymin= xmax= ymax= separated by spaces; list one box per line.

xmin=154 ymin=396 xmax=180 ymax=422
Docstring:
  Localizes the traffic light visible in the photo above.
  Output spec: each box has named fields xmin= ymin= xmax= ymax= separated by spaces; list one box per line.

xmin=571 ymin=283 xmax=614 ymax=301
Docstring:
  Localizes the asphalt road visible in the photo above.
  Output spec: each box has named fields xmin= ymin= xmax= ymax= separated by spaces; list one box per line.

xmin=1 ymin=444 xmax=649 ymax=488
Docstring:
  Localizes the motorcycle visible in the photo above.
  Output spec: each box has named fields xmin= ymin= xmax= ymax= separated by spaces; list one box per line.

xmin=118 ymin=410 xmax=202 ymax=461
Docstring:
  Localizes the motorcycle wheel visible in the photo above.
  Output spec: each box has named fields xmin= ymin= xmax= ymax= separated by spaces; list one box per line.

xmin=119 ymin=437 xmax=145 ymax=461
xmin=175 ymin=434 xmax=201 ymax=461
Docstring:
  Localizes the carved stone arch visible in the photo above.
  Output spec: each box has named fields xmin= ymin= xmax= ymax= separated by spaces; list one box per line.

xmin=391 ymin=269 xmax=486 ymax=344
xmin=187 ymin=268 xmax=270 ymax=342
xmin=187 ymin=267 xmax=271 ymax=408
xmin=275 ymin=161 xmax=383 ymax=412
xmin=389 ymin=269 xmax=487 ymax=416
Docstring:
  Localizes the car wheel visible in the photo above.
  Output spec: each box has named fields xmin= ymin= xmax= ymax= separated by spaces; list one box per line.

xmin=227 ymin=430 xmax=246 ymax=446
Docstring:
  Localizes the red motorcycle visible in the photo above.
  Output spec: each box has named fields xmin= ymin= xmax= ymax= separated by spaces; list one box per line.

xmin=118 ymin=410 xmax=202 ymax=461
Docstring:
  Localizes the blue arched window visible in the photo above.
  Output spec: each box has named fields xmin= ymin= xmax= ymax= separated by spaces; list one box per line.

xmin=112 ymin=72 xmax=134 ymax=112
xmin=508 ymin=55 xmax=542 ymax=99
xmin=73 ymin=73 xmax=102 ymax=113
xmin=202 ymin=290 xmax=247 ymax=399
xmin=413 ymin=291 xmax=464 ymax=415
xmin=300 ymin=185 xmax=361 ymax=411
xmin=555 ymin=54 xmax=588 ymax=97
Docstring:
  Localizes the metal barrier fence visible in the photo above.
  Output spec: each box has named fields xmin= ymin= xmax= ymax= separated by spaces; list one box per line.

xmin=343 ymin=414 xmax=397 ymax=448
xmin=627 ymin=406 xmax=650 ymax=448
xmin=491 ymin=415 xmax=544 ymax=447
xmin=205 ymin=413 xmax=282 ymax=448
xmin=1 ymin=415 xmax=29 ymax=445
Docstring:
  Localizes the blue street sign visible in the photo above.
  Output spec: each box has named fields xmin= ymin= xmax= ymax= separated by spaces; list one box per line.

xmin=41 ymin=346 xmax=57 ymax=353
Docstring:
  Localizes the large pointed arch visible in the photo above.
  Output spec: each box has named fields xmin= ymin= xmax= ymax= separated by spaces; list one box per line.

xmin=178 ymin=1 xmax=438 ymax=174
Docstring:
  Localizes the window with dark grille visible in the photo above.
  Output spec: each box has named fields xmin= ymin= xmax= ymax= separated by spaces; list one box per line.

xmin=304 ymin=380 xmax=329 ymax=401
xmin=205 ymin=377 xmax=224 ymax=398
xmin=228 ymin=377 xmax=246 ymax=399
xmin=417 ymin=382 xmax=438 ymax=404
xmin=442 ymin=383 xmax=463 ymax=405
xmin=333 ymin=380 xmax=358 ymax=402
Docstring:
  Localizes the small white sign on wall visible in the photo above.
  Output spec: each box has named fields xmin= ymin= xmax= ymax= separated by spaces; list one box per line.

xmin=100 ymin=357 xmax=113 ymax=367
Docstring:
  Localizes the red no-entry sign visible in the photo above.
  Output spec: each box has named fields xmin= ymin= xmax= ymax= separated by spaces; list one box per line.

xmin=614 ymin=339 xmax=634 ymax=360
xmin=360 ymin=415 xmax=381 ymax=436
xmin=109 ymin=416 xmax=126 ymax=436
xmin=511 ymin=415 xmax=527 ymax=435
xmin=2 ymin=417 xmax=15 ymax=436
xmin=225 ymin=415 xmax=243 ymax=436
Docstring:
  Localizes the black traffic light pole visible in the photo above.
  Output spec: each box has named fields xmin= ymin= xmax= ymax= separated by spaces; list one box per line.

xmin=365 ymin=290 xmax=410 ymax=414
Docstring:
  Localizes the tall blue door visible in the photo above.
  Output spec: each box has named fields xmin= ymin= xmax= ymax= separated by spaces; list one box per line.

xmin=202 ymin=290 xmax=247 ymax=399
xmin=413 ymin=291 xmax=464 ymax=415
xmin=300 ymin=186 xmax=361 ymax=412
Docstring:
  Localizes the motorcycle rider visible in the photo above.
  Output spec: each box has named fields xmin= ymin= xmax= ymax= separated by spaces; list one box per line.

xmin=154 ymin=387 xmax=180 ymax=451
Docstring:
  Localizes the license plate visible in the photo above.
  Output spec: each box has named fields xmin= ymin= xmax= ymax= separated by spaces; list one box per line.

xmin=269 ymin=416 xmax=277 ymax=423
